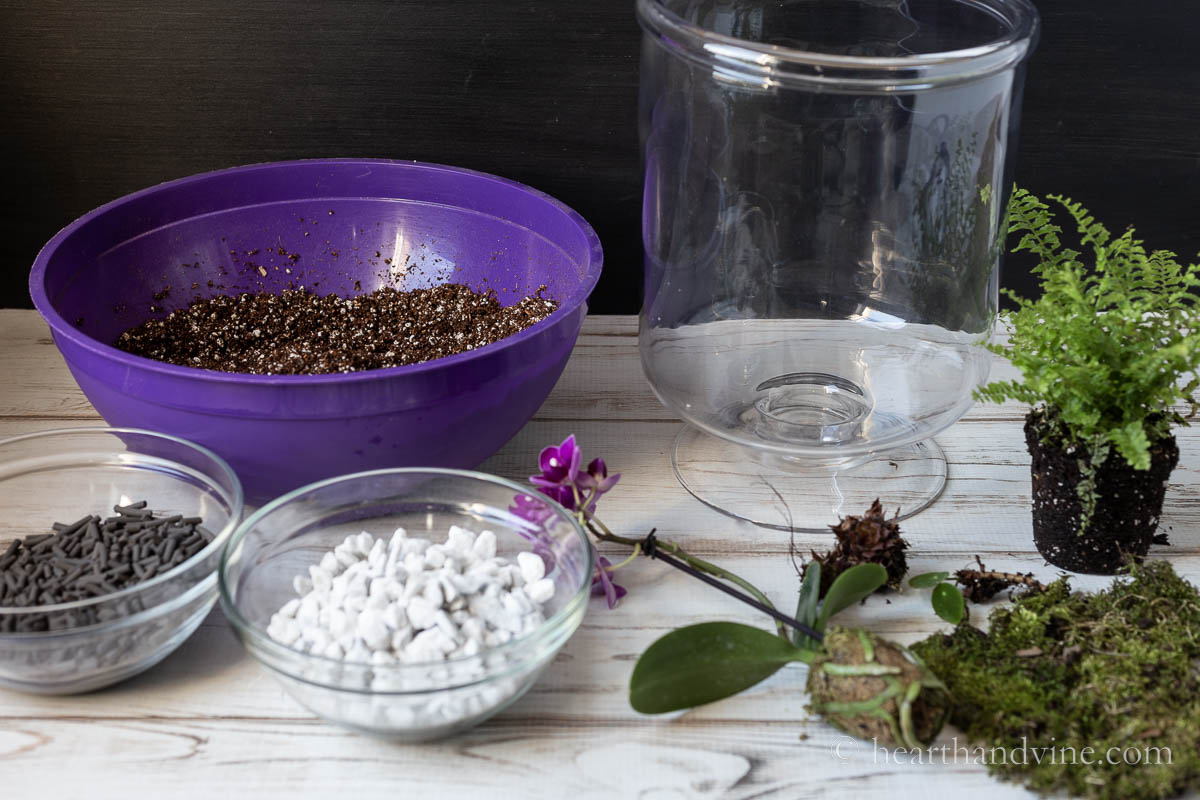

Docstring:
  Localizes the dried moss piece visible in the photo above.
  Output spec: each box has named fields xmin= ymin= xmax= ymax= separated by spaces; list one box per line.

xmin=805 ymin=499 xmax=908 ymax=595
xmin=955 ymin=556 xmax=1046 ymax=603
xmin=912 ymin=560 xmax=1200 ymax=800
xmin=806 ymin=626 xmax=951 ymax=748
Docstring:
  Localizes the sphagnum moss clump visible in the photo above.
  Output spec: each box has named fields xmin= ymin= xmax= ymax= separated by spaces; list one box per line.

xmin=807 ymin=627 xmax=951 ymax=747
xmin=912 ymin=561 xmax=1200 ymax=800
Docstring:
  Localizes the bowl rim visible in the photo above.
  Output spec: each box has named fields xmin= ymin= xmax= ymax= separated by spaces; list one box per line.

xmin=636 ymin=0 xmax=1039 ymax=91
xmin=0 ymin=568 xmax=222 ymax=644
xmin=218 ymin=466 xmax=594 ymax=684
xmin=28 ymin=158 xmax=604 ymax=387
xmin=0 ymin=426 xmax=244 ymax=633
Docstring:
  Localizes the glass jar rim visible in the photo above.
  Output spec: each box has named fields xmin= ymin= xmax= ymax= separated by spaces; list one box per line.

xmin=636 ymin=0 xmax=1039 ymax=92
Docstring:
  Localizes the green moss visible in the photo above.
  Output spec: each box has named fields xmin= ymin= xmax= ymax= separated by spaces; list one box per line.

xmin=912 ymin=561 xmax=1200 ymax=799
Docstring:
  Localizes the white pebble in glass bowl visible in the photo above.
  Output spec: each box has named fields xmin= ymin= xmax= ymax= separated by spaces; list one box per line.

xmin=219 ymin=468 xmax=592 ymax=740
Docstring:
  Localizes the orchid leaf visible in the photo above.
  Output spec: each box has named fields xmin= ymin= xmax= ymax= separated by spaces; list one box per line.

xmin=909 ymin=571 xmax=950 ymax=589
xmin=630 ymin=622 xmax=807 ymax=714
xmin=932 ymin=582 xmax=966 ymax=624
xmin=793 ymin=563 xmax=822 ymax=649
xmin=816 ymin=563 xmax=887 ymax=631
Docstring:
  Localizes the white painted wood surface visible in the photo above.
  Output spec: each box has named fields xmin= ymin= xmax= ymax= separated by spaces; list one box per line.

xmin=1 ymin=309 xmax=1198 ymax=799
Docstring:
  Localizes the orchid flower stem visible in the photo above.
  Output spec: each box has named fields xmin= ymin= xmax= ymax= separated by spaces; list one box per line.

xmin=538 ymin=441 xmax=789 ymax=639
xmin=647 ymin=538 xmax=790 ymax=640
xmin=605 ymin=545 xmax=641 ymax=572
xmin=582 ymin=516 xmax=638 ymax=547
xmin=646 ymin=544 xmax=822 ymax=644
xmin=578 ymin=505 xmax=789 ymax=641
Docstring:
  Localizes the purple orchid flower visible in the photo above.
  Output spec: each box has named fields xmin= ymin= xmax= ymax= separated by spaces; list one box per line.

xmin=518 ymin=435 xmax=631 ymax=610
xmin=573 ymin=457 xmax=620 ymax=515
xmin=510 ymin=493 xmax=556 ymax=526
xmin=529 ymin=436 xmax=621 ymax=517
xmin=530 ymin=434 xmax=583 ymax=490
xmin=506 ymin=494 xmax=560 ymax=575
xmin=577 ymin=457 xmax=620 ymax=494
xmin=541 ymin=483 xmax=579 ymax=511
xmin=591 ymin=555 xmax=628 ymax=609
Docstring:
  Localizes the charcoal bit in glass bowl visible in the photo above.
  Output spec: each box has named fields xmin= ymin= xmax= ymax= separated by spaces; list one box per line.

xmin=0 ymin=427 xmax=242 ymax=695
xmin=0 ymin=501 xmax=215 ymax=632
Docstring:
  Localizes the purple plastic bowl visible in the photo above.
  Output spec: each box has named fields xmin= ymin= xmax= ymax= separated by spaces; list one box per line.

xmin=30 ymin=159 xmax=603 ymax=503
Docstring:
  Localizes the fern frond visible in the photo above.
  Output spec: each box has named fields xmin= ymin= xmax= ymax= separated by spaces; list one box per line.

xmin=980 ymin=188 xmax=1200 ymax=471
xmin=1050 ymin=193 xmax=1111 ymax=251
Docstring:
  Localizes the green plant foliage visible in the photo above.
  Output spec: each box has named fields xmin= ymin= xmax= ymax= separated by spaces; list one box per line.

xmin=908 ymin=571 xmax=951 ymax=589
xmin=630 ymin=564 xmax=889 ymax=715
xmin=909 ymin=572 xmax=968 ymax=623
xmin=793 ymin=560 xmax=822 ymax=650
xmin=912 ymin=561 xmax=1200 ymax=800
xmin=931 ymin=582 xmax=966 ymax=624
xmin=629 ymin=622 xmax=807 ymax=714
xmin=978 ymin=188 xmax=1200 ymax=471
xmin=816 ymin=563 xmax=888 ymax=631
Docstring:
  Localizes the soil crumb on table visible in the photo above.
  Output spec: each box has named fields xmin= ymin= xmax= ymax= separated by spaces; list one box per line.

xmin=115 ymin=284 xmax=558 ymax=375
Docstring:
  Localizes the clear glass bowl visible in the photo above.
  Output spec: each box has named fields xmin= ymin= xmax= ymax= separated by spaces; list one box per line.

xmin=0 ymin=427 xmax=243 ymax=694
xmin=219 ymin=468 xmax=593 ymax=740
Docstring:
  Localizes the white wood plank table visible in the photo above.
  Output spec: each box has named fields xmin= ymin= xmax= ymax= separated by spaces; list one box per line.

xmin=2 ymin=309 xmax=1199 ymax=799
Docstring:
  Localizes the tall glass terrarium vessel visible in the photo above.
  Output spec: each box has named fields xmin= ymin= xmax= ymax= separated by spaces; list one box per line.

xmin=638 ymin=0 xmax=1039 ymax=527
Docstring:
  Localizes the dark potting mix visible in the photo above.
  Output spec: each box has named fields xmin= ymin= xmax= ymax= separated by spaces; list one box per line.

xmin=114 ymin=283 xmax=558 ymax=375
xmin=0 ymin=501 xmax=212 ymax=631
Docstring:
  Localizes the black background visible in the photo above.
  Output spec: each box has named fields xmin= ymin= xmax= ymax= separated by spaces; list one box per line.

xmin=3 ymin=0 xmax=1197 ymax=314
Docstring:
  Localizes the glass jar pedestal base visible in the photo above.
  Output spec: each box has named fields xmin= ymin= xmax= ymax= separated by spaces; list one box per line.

xmin=670 ymin=425 xmax=948 ymax=531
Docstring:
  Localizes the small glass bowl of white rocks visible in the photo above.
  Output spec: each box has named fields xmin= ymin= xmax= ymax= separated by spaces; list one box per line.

xmin=219 ymin=468 xmax=593 ymax=740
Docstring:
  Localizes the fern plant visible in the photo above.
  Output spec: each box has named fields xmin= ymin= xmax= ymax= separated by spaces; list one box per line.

xmin=978 ymin=188 xmax=1200 ymax=524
